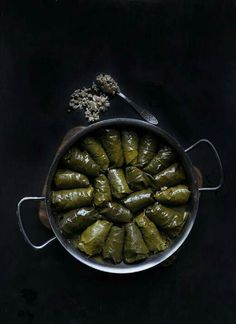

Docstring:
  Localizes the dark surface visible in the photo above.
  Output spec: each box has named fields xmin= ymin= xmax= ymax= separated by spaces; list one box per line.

xmin=1 ymin=0 xmax=236 ymax=323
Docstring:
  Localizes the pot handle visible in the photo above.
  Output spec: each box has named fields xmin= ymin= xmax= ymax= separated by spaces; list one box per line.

xmin=185 ymin=139 xmax=223 ymax=192
xmin=17 ymin=196 xmax=56 ymax=250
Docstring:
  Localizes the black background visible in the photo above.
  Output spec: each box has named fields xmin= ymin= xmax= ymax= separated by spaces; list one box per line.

xmin=1 ymin=1 xmax=236 ymax=323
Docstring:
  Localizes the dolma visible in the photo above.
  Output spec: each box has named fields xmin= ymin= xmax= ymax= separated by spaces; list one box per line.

xmin=137 ymin=133 xmax=158 ymax=167
xmin=121 ymin=189 xmax=154 ymax=213
xmin=103 ymin=226 xmax=125 ymax=264
xmin=60 ymin=207 xmax=99 ymax=235
xmin=154 ymin=163 xmax=186 ymax=190
xmin=108 ymin=168 xmax=131 ymax=199
xmin=75 ymin=220 xmax=112 ymax=256
xmin=145 ymin=202 xmax=188 ymax=237
xmin=54 ymin=169 xmax=90 ymax=189
xmin=82 ymin=136 xmax=109 ymax=171
xmin=62 ymin=147 xmax=100 ymax=177
xmin=144 ymin=146 xmax=176 ymax=175
xmin=125 ymin=166 xmax=151 ymax=191
xmin=94 ymin=174 xmax=112 ymax=207
xmin=154 ymin=185 xmax=191 ymax=205
xmin=101 ymin=202 xmax=133 ymax=223
xmin=100 ymin=129 xmax=124 ymax=167
xmin=135 ymin=212 xmax=169 ymax=252
xmin=51 ymin=187 xmax=94 ymax=211
xmin=124 ymin=223 xmax=149 ymax=263
xmin=121 ymin=130 xmax=139 ymax=165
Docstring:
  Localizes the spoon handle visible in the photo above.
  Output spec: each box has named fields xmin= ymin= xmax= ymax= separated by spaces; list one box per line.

xmin=118 ymin=92 xmax=158 ymax=125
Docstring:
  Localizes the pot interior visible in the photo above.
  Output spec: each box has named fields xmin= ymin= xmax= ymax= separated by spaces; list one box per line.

xmin=45 ymin=118 xmax=199 ymax=274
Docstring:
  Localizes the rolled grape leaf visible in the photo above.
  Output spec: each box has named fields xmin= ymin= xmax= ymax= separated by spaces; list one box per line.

xmin=137 ymin=133 xmax=158 ymax=167
xmin=75 ymin=220 xmax=112 ymax=256
xmin=51 ymin=187 xmax=94 ymax=211
xmin=100 ymin=129 xmax=124 ymax=167
xmin=124 ymin=223 xmax=149 ymax=263
xmin=54 ymin=169 xmax=90 ymax=189
xmin=59 ymin=207 xmax=99 ymax=235
xmin=154 ymin=185 xmax=191 ymax=205
xmin=101 ymin=202 xmax=133 ymax=223
xmin=108 ymin=168 xmax=132 ymax=199
xmin=103 ymin=226 xmax=125 ymax=264
xmin=121 ymin=189 xmax=154 ymax=213
xmin=94 ymin=174 xmax=112 ymax=207
xmin=135 ymin=212 xmax=169 ymax=252
xmin=121 ymin=130 xmax=139 ymax=165
xmin=125 ymin=166 xmax=152 ymax=191
xmin=62 ymin=147 xmax=100 ymax=177
xmin=145 ymin=202 xmax=189 ymax=237
xmin=82 ymin=136 xmax=109 ymax=171
xmin=144 ymin=146 xmax=176 ymax=175
xmin=154 ymin=163 xmax=186 ymax=190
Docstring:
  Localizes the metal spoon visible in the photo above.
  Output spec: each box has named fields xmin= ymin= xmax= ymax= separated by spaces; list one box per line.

xmin=117 ymin=92 xmax=158 ymax=125
xmin=95 ymin=74 xmax=158 ymax=125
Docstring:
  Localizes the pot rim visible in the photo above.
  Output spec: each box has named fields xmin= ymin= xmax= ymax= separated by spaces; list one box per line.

xmin=45 ymin=118 xmax=199 ymax=274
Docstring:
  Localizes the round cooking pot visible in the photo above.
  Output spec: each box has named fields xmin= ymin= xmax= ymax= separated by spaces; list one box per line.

xmin=17 ymin=118 xmax=223 ymax=274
